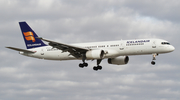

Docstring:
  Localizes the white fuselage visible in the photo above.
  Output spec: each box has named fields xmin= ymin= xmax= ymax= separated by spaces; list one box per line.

xmin=21 ymin=38 xmax=175 ymax=60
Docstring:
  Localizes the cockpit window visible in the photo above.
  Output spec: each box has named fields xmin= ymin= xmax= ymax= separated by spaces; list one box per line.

xmin=161 ymin=42 xmax=170 ymax=45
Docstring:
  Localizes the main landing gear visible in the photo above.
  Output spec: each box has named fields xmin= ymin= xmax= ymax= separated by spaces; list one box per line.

xmin=151 ymin=53 xmax=158 ymax=65
xmin=78 ymin=58 xmax=103 ymax=71
xmin=79 ymin=54 xmax=88 ymax=68
xmin=79 ymin=62 xmax=88 ymax=68
xmin=93 ymin=59 xmax=102 ymax=71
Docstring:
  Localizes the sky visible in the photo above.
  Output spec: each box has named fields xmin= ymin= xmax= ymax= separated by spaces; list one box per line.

xmin=0 ymin=0 xmax=180 ymax=100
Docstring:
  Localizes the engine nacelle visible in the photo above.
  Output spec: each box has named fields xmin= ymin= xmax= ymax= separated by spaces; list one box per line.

xmin=108 ymin=56 xmax=129 ymax=65
xmin=86 ymin=50 xmax=105 ymax=59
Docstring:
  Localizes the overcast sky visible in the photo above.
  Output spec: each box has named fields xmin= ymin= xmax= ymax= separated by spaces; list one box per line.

xmin=0 ymin=0 xmax=180 ymax=100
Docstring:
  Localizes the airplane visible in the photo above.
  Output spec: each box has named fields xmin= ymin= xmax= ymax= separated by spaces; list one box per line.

xmin=6 ymin=22 xmax=175 ymax=71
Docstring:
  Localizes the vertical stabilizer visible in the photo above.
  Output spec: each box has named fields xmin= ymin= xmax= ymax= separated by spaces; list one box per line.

xmin=19 ymin=22 xmax=47 ymax=49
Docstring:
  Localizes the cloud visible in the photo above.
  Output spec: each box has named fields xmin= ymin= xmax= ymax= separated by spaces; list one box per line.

xmin=123 ymin=0 xmax=180 ymax=22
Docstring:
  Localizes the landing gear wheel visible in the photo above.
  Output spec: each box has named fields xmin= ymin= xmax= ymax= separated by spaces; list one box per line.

xmin=93 ymin=59 xmax=103 ymax=71
xmin=83 ymin=63 xmax=88 ymax=67
xmin=79 ymin=63 xmax=84 ymax=68
xmin=93 ymin=66 xmax=102 ymax=71
xmin=151 ymin=61 xmax=155 ymax=65
xmin=79 ymin=63 xmax=88 ymax=68
xmin=97 ymin=66 xmax=102 ymax=70
xmin=93 ymin=66 xmax=98 ymax=71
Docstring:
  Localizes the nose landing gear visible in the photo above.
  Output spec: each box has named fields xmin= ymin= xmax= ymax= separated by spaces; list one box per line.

xmin=151 ymin=53 xmax=158 ymax=65
xmin=151 ymin=61 xmax=155 ymax=65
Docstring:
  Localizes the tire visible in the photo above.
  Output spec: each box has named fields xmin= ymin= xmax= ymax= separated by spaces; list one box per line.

xmin=151 ymin=61 xmax=155 ymax=65
xmin=79 ymin=63 xmax=84 ymax=68
xmin=93 ymin=66 xmax=98 ymax=71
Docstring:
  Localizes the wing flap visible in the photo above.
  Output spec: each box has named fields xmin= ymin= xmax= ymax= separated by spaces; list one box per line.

xmin=37 ymin=37 xmax=89 ymax=58
xmin=6 ymin=47 xmax=35 ymax=53
xmin=37 ymin=37 xmax=88 ymax=51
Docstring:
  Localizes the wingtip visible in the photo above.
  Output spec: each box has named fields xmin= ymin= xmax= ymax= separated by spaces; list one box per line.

xmin=36 ymin=37 xmax=43 ymax=39
xmin=6 ymin=46 xmax=12 ymax=49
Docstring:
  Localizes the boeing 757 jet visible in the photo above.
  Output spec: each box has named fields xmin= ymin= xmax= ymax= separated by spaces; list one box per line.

xmin=6 ymin=22 xmax=175 ymax=71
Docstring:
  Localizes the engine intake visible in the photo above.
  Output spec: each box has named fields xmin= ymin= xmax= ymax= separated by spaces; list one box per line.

xmin=86 ymin=50 xmax=105 ymax=59
xmin=108 ymin=56 xmax=129 ymax=65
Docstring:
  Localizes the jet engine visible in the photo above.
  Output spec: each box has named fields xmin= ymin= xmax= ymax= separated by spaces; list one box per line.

xmin=86 ymin=50 xmax=105 ymax=59
xmin=108 ymin=56 xmax=129 ymax=65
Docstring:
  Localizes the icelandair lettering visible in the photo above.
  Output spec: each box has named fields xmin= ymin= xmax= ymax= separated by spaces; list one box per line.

xmin=126 ymin=40 xmax=150 ymax=46
xmin=127 ymin=40 xmax=150 ymax=44
xmin=27 ymin=43 xmax=41 ymax=47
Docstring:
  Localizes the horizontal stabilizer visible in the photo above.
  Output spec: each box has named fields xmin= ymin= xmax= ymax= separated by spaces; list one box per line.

xmin=6 ymin=47 xmax=35 ymax=53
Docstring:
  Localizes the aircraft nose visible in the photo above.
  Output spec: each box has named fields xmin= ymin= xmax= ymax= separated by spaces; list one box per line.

xmin=169 ymin=45 xmax=175 ymax=52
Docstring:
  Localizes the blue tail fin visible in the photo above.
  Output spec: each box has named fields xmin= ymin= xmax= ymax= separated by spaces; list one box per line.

xmin=19 ymin=22 xmax=47 ymax=49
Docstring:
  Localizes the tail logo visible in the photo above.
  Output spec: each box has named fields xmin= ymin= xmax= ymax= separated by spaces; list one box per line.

xmin=23 ymin=32 xmax=35 ymax=42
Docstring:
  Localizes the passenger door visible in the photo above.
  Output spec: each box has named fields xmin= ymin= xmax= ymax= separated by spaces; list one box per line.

xmin=152 ymin=40 xmax=156 ymax=48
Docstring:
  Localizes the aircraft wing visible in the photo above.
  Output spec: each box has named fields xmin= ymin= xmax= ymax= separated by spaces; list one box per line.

xmin=37 ymin=37 xmax=89 ymax=58
xmin=6 ymin=47 xmax=35 ymax=53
